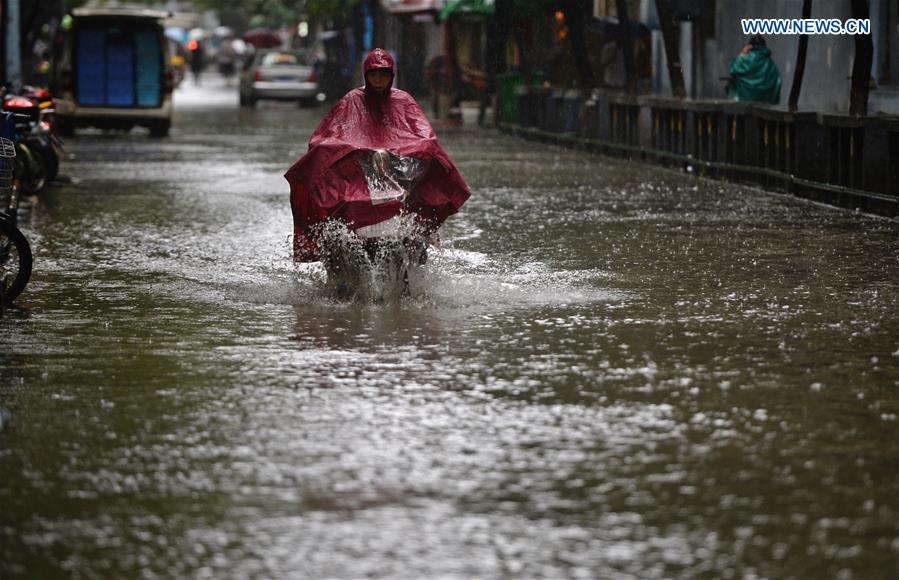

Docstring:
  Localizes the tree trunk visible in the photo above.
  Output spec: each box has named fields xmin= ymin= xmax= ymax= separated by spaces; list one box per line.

xmin=560 ymin=0 xmax=596 ymax=88
xmin=787 ymin=0 xmax=812 ymax=112
xmin=849 ymin=0 xmax=873 ymax=115
xmin=614 ymin=0 xmax=637 ymax=94
xmin=654 ymin=0 xmax=685 ymax=98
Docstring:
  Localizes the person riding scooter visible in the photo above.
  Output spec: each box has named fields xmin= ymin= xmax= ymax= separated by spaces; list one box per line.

xmin=285 ymin=48 xmax=470 ymax=268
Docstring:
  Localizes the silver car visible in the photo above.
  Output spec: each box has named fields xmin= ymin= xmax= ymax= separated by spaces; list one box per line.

xmin=239 ymin=49 xmax=321 ymax=108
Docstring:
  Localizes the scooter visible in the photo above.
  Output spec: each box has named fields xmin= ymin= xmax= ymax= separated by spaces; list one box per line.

xmin=318 ymin=149 xmax=433 ymax=301
xmin=19 ymin=85 xmax=64 ymax=181
xmin=0 ymin=111 xmax=33 ymax=306
xmin=2 ymin=90 xmax=62 ymax=193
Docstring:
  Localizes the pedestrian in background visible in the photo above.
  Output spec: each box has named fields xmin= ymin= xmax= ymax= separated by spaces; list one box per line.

xmin=217 ymin=38 xmax=237 ymax=84
xmin=727 ymin=35 xmax=782 ymax=105
xmin=187 ymin=39 xmax=205 ymax=86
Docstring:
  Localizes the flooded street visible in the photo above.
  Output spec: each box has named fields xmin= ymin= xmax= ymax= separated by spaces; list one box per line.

xmin=2 ymin=76 xmax=899 ymax=579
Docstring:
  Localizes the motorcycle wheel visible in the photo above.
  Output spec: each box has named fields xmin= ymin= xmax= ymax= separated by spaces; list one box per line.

xmin=27 ymin=139 xmax=59 ymax=182
xmin=0 ymin=218 xmax=33 ymax=304
xmin=18 ymin=144 xmax=49 ymax=195
xmin=364 ymin=239 xmax=412 ymax=301
xmin=44 ymin=146 xmax=60 ymax=182
xmin=321 ymin=232 xmax=369 ymax=300
xmin=149 ymin=120 xmax=171 ymax=138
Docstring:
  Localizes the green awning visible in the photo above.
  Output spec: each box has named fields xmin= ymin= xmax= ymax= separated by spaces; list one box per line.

xmin=439 ymin=0 xmax=495 ymax=21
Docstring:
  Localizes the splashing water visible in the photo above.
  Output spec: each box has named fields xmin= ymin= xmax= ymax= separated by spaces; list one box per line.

xmin=310 ymin=219 xmax=428 ymax=304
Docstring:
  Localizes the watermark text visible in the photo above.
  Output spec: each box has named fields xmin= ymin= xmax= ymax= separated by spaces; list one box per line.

xmin=741 ymin=18 xmax=870 ymax=36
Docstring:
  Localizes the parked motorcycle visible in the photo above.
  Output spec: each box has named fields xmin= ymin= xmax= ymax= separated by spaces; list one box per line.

xmin=2 ymin=89 xmax=63 ymax=193
xmin=19 ymin=85 xmax=63 ymax=181
xmin=0 ymin=111 xmax=33 ymax=306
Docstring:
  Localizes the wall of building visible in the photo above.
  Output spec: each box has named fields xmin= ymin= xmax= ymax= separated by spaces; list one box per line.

xmin=644 ymin=0 xmax=898 ymax=114
xmin=709 ymin=1 xmax=858 ymax=112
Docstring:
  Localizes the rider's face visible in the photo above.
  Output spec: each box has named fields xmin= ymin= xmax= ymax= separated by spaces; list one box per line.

xmin=366 ymin=68 xmax=392 ymax=91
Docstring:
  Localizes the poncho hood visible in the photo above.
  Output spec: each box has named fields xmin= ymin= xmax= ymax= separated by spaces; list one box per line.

xmin=363 ymin=48 xmax=395 ymax=92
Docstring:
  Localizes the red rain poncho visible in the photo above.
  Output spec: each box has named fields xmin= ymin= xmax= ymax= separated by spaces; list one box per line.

xmin=285 ymin=48 xmax=471 ymax=262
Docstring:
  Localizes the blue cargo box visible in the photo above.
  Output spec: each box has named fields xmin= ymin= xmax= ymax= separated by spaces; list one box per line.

xmin=76 ymin=29 xmax=107 ymax=105
xmin=75 ymin=27 xmax=163 ymax=107
xmin=135 ymin=31 xmax=162 ymax=107
xmin=106 ymin=43 xmax=135 ymax=105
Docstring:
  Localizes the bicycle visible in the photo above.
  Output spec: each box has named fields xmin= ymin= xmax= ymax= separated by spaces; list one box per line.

xmin=0 ymin=117 xmax=33 ymax=307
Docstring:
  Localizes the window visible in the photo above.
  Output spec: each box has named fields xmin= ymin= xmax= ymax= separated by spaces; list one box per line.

xmin=260 ymin=52 xmax=308 ymax=67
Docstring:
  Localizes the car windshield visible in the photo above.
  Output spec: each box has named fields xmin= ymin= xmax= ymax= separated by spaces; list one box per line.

xmin=260 ymin=52 xmax=308 ymax=67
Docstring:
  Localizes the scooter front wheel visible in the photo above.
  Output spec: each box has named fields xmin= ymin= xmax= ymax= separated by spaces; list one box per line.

xmin=0 ymin=218 xmax=33 ymax=304
xmin=17 ymin=144 xmax=49 ymax=195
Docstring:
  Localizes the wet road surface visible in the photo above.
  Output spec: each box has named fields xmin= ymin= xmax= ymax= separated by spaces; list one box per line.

xmin=2 ymin=75 xmax=899 ymax=578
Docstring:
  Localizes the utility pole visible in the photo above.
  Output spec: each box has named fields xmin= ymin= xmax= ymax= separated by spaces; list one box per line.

xmin=5 ymin=0 xmax=23 ymax=92
xmin=560 ymin=0 xmax=596 ymax=89
xmin=614 ymin=0 xmax=637 ymax=94
xmin=849 ymin=0 xmax=873 ymax=115
xmin=787 ymin=0 xmax=812 ymax=112
xmin=654 ymin=0 xmax=686 ymax=98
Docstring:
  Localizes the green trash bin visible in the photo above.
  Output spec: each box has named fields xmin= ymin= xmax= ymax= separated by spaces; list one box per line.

xmin=496 ymin=72 xmax=523 ymax=124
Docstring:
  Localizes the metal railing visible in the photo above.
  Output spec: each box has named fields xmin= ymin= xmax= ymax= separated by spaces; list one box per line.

xmin=500 ymin=87 xmax=899 ymax=218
